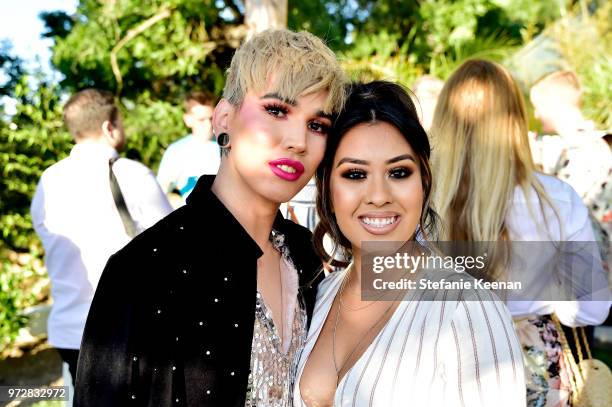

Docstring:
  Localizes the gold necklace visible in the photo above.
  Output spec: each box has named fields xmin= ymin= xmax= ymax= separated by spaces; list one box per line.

xmin=331 ymin=265 xmax=396 ymax=383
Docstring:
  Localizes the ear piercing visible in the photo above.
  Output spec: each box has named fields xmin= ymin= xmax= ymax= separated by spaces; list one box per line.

xmin=216 ymin=132 xmax=230 ymax=147
xmin=216 ymin=132 xmax=230 ymax=157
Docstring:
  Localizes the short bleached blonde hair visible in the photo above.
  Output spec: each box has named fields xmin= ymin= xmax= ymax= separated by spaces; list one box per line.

xmin=530 ymin=70 xmax=582 ymax=107
xmin=223 ymin=29 xmax=347 ymax=114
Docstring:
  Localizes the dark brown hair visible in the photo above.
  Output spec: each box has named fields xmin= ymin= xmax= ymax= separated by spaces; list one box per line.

xmin=184 ymin=91 xmax=217 ymax=112
xmin=313 ymin=81 xmax=438 ymax=267
xmin=63 ymin=89 xmax=119 ymax=139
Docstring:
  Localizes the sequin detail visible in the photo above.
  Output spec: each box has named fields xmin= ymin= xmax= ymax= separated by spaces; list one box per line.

xmin=244 ymin=230 xmax=307 ymax=407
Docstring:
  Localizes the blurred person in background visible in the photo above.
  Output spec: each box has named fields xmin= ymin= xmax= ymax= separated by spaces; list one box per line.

xmin=280 ymin=178 xmax=318 ymax=232
xmin=529 ymin=70 xmax=611 ymax=268
xmin=431 ymin=59 xmax=610 ymax=406
xmin=411 ymin=75 xmax=444 ymax=132
xmin=157 ymin=91 xmax=220 ymax=206
xmin=30 ymin=88 xmax=172 ymax=386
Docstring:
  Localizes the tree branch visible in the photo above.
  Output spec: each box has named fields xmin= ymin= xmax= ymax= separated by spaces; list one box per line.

xmin=110 ymin=6 xmax=172 ymax=95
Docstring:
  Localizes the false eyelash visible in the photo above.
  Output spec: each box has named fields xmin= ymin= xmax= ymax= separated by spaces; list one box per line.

xmin=264 ymin=103 xmax=289 ymax=115
xmin=310 ymin=121 xmax=331 ymax=134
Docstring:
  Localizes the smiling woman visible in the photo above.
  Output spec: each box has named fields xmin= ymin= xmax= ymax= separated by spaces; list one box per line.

xmin=313 ymin=81 xmax=437 ymax=268
xmin=330 ymin=120 xmax=424 ymax=241
xmin=296 ymin=81 xmax=526 ymax=407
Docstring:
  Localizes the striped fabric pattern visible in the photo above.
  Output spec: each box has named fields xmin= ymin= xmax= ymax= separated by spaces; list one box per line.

xmin=294 ymin=269 xmax=526 ymax=407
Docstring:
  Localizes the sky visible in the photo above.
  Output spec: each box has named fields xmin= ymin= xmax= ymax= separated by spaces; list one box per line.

xmin=0 ymin=0 xmax=78 ymax=113
xmin=0 ymin=0 xmax=78 ymax=73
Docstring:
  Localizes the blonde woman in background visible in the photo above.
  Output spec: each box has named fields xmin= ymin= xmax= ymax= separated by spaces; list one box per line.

xmin=430 ymin=59 xmax=610 ymax=406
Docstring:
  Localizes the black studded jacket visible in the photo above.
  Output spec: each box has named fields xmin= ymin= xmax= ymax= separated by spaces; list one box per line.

xmin=74 ymin=176 xmax=324 ymax=406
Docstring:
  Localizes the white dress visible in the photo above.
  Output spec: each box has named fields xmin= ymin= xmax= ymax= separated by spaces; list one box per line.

xmin=294 ymin=268 xmax=526 ymax=407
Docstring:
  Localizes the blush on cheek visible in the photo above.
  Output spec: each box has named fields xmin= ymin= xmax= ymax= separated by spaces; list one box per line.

xmin=235 ymin=103 xmax=260 ymax=131
xmin=235 ymin=105 xmax=280 ymax=150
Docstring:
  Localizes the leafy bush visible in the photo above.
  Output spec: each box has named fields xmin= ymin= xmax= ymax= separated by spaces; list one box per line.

xmin=0 ymin=78 xmax=71 ymax=251
xmin=122 ymin=92 xmax=185 ymax=171
xmin=0 ymin=248 xmax=48 ymax=353
xmin=554 ymin=2 xmax=612 ymax=129
xmin=340 ymin=30 xmax=421 ymax=85
xmin=0 ymin=261 xmax=29 ymax=351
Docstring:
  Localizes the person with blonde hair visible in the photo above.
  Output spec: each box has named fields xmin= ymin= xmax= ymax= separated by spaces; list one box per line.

xmin=529 ymin=69 xmax=611 ymax=268
xmin=431 ymin=59 xmax=610 ymax=406
xmin=75 ymin=29 xmax=347 ymax=406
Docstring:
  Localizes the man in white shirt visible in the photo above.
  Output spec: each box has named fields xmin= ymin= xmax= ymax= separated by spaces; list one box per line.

xmin=157 ymin=91 xmax=220 ymax=205
xmin=30 ymin=89 xmax=172 ymax=385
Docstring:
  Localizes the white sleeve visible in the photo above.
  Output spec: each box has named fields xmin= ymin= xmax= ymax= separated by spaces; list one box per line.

xmin=553 ymin=190 xmax=611 ymax=326
xmin=443 ymin=295 xmax=525 ymax=406
xmin=30 ymin=176 xmax=54 ymax=250
xmin=31 ymin=179 xmax=44 ymax=233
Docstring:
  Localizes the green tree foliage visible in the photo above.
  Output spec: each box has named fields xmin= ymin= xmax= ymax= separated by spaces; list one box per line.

xmin=0 ymin=261 xmax=29 ymax=351
xmin=40 ymin=10 xmax=75 ymax=40
xmin=0 ymin=78 xmax=71 ymax=251
xmin=338 ymin=0 xmax=565 ymax=84
xmin=0 ymin=77 xmax=67 ymax=351
xmin=0 ymin=42 xmax=25 ymax=98
xmin=121 ymin=93 xmax=184 ymax=171
xmin=42 ymin=0 xmax=249 ymax=173
xmin=288 ymin=1 xmax=349 ymax=49
xmin=0 ymin=250 xmax=45 ymax=353
xmin=49 ymin=0 xmax=242 ymax=99
xmin=555 ymin=2 xmax=612 ymax=129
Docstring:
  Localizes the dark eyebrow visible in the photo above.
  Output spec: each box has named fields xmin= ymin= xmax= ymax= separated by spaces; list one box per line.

xmin=336 ymin=154 xmax=416 ymax=168
xmin=387 ymin=154 xmax=416 ymax=164
xmin=336 ymin=158 xmax=368 ymax=168
xmin=261 ymin=93 xmax=296 ymax=106
xmin=315 ymin=111 xmax=333 ymax=121
xmin=261 ymin=93 xmax=332 ymax=120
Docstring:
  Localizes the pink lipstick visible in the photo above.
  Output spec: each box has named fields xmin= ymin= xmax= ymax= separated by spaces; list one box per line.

xmin=268 ymin=158 xmax=305 ymax=181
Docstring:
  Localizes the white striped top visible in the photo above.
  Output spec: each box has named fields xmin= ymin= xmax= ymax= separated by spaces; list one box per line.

xmin=294 ymin=268 xmax=526 ymax=407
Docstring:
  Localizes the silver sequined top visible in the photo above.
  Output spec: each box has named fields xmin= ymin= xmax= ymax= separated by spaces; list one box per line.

xmin=244 ymin=231 xmax=308 ymax=407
